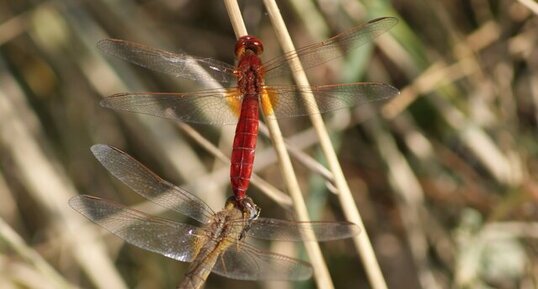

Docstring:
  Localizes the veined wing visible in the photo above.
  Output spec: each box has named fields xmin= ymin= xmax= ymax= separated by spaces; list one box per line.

xmin=69 ymin=195 xmax=206 ymax=262
xmin=246 ymin=218 xmax=360 ymax=241
xmin=91 ymin=144 xmax=214 ymax=224
xmin=261 ymin=82 xmax=399 ymax=119
xmin=263 ymin=17 xmax=398 ymax=81
xmin=100 ymin=89 xmax=242 ymax=125
xmin=97 ymin=39 xmax=237 ymax=86
xmin=212 ymin=241 xmax=312 ymax=281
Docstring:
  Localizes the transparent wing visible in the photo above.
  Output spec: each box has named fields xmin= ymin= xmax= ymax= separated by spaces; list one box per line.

xmin=91 ymin=144 xmax=214 ymax=223
xmin=263 ymin=17 xmax=398 ymax=80
xmin=69 ymin=195 xmax=206 ymax=262
xmin=97 ymin=39 xmax=237 ymax=86
xmin=262 ymin=82 xmax=399 ymax=119
xmin=100 ymin=89 xmax=241 ymax=125
xmin=246 ymin=218 xmax=360 ymax=241
xmin=212 ymin=242 xmax=312 ymax=281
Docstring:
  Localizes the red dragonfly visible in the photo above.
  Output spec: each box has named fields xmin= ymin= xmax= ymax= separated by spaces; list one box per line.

xmin=70 ymin=144 xmax=360 ymax=289
xmin=97 ymin=17 xmax=399 ymax=209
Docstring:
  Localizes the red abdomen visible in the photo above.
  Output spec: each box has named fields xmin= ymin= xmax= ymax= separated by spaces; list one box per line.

xmin=230 ymin=94 xmax=259 ymax=200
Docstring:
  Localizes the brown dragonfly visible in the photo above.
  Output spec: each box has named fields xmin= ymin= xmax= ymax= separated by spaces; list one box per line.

xmin=69 ymin=144 xmax=360 ymax=289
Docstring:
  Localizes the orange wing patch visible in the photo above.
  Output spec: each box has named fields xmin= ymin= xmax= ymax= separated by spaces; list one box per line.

xmin=225 ymin=88 xmax=242 ymax=118
xmin=261 ymin=87 xmax=279 ymax=117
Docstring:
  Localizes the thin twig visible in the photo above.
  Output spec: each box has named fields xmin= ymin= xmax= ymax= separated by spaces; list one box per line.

xmin=223 ymin=1 xmax=336 ymax=288
xmin=0 ymin=218 xmax=78 ymax=289
xmin=362 ymin=117 xmax=441 ymax=289
xmin=261 ymin=2 xmax=389 ymax=289
xmin=518 ymin=0 xmax=538 ymax=15
xmin=258 ymin=123 xmax=335 ymax=183
xmin=0 ymin=61 xmax=128 ymax=289
xmin=176 ymin=122 xmax=293 ymax=206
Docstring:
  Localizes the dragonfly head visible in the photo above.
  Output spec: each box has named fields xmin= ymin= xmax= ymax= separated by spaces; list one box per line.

xmin=235 ymin=35 xmax=264 ymax=57
xmin=241 ymin=197 xmax=261 ymax=221
xmin=224 ymin=196 xmax=260 ymax=222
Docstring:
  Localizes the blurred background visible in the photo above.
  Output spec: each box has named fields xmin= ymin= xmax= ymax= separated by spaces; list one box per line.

xmin=0 ymin=0 xmax=537 ymax=288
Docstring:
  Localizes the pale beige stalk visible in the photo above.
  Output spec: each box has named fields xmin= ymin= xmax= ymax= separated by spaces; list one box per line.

xmin=262 ymin=1 xmax=388 ymax=289
xmin=0 ymin=69 xmax=127 ymax=289
xmin=0 ymin=218 xmax=78 ymax=289
xmin=223 ymin=1 xmax=336 ymax=289
xmin=177 ymin=123 xmax=293 ymax=206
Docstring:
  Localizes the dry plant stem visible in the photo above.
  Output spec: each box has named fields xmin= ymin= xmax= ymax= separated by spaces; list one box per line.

xmin=263 ymin=118 xmax=335 ymax=289
xmin=176 ymin=123 xmax=293 ymax=206
xmin=518 ymin=0 xmax=538 ymax=14
xmin=223 ymin=0 xmax=248 ymax=37
xmin=381 ymin=20 xmax=500 ymax=119
xmin=0 ymin=218 xmax=78 ymax=289
xmin=364 ymin=118 xmax=441 ymax=289
xmin=379 ymin=23 xmax=521 ymax=186
xmin=73 ymin=0 xmax=226 ymax=206
xmin=258 ymin=123 xmax=335 ymax=183
xmin=381 ymin=60 xmax=476 ymax=119
xmin=262 ymin=1 xmax=388 ymax=289
xmin=223 ymin=1 xmax=335 ymax=289
xmin=0 ymin=219 xmax=76 ymax=289
xmin=0 ymin=67 xmax=128 ymax=289
xmin=0 ymin=173 xmax=18 ymax=224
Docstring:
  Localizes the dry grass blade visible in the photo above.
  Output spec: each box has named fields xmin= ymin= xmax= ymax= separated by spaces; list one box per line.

xmin=0 ymin=62 xmax=128 ymax=289
xmin=223 ymin=1 xmax=337 ymax=289
xmin=0 ymin=218 xmax=78 ymax=289
xmin=176 ymin=122 xmax=293 ymax=206
xmin=262 ymin=1 xmax=389 ymax=289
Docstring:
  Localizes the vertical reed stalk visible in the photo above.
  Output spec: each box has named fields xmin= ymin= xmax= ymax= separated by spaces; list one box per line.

xmin=261 ymin=1 xmax=389 ymax=289
xmin=223 ymin=1 xmax=337 ymax=288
